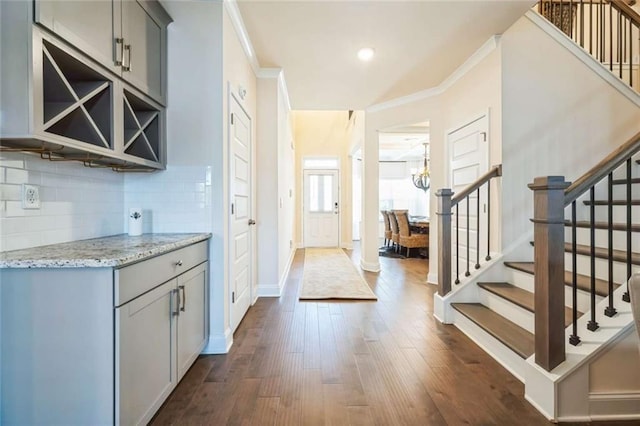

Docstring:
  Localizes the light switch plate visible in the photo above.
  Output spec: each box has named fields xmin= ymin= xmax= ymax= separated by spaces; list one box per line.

xmin=22 ymin=184 xmax=40 ymax=209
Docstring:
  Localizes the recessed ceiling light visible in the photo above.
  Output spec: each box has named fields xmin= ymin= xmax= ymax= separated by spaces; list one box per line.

xmin=357 ymin=47 xmax=375 ymax=62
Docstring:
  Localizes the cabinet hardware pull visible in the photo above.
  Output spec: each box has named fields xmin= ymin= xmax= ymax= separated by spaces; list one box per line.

xmin=173 ymin=289 xmax=180 ymax=316
xmin=123 ymin=44 xmax=132 ymax=72
xmin=179 ymin=285 xmax=186 ymax=312
xmin=175 ymin=260 xmax=183 ymax=267
xmin=114 ymin=38 xmax=124 ymax=66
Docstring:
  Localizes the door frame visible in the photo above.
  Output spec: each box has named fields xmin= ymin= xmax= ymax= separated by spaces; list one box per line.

xmin=227 ymin=87 xmax=255 ymax=332
xmin=301 ymin=157 xmax=341 ymax=248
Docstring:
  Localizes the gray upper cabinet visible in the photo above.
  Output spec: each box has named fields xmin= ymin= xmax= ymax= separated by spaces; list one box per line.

xmin=34 ymin=1 xmax=120 ymax=75
xmin=0 ymin=0 xmax=170 ymax=170
xmin=34 ymin=0 xmax=171 ymax=105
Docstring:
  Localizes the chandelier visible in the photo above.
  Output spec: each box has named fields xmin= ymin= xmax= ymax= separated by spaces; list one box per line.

xmin=412 ymin=143 xmax=430 ymax=192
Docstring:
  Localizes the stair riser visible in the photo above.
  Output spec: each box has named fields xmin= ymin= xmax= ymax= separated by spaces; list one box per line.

xmin=505 ymin=268 xmax=603 ymax=313
xmin=565 ymin=252 xmax=639 ymax=284
xmin=478 ymin=288 xmax=534 ymax=333
xmin=450 ymin=310 xmax=528 ymax=382
xmin=567 ymin=227 xmax=640 ymax=252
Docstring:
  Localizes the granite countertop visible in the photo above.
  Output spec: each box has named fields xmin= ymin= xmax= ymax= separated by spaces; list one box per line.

xmin=0 ymin=233 xmax=211 ymax=269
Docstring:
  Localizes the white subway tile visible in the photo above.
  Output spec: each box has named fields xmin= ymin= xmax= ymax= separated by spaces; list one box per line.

xmin=5 ymin=168 xmax=29 ymax=184
xmin=0 ymin=184 xmax=22 ymax=201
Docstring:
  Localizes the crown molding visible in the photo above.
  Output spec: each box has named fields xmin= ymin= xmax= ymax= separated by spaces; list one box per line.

xmin=223 ymin=0 xmax=260 ymax=74
xmin=366 ymin=35 xmax=501 ymax=113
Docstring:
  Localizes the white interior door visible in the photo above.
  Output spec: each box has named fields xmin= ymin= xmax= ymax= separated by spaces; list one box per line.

xmin=303 ymin=169 xmax=339 ymax=247
xmin=448 ymin=114 xmax=489 ymax=276
xmin=230 ymin=96 xmax=253 ymax=332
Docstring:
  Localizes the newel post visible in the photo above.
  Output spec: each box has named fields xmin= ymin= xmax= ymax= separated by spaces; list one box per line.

xmin=436 ymin=189 xmax=454 ymax=296
xmin=529 ymin=176 xmax=570 ymax=371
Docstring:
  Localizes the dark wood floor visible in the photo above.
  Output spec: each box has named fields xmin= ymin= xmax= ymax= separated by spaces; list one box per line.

xmin=151 ymin=247 xmax=633 ymax=425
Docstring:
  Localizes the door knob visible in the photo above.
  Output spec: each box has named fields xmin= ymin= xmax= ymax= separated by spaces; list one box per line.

xmin=248 ymin=219 xmax=256 ymax=225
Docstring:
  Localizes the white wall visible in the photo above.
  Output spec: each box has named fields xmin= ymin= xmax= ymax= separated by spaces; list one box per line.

xmin=256 ymin=73 xmax=295 ymax=295
xmin=0 ymin=152 xmax=123 ymax=251
xmin=501 ymin=14 xmax=640 ymax=257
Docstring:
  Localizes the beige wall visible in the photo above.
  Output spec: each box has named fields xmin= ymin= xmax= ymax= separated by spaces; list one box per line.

xmin=293 ymin=111 xmax=353 ymax=248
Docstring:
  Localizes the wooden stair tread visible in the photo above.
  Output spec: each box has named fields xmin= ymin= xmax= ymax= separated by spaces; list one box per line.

xmin=504 ymin=261 xmax=616 ymax=297
xmin=565 ymin=220 xmax=640 ymax=232
xmin=452 ymin=303 xmax=534 ymax=359
xmin=478 ymin=282 xmax=577 ymax=326
xmin=611 ymin=177 xmax=640 ymax=185
xmin=583 ymin=200 xmax=640 ymax=205
xmin=565 ymin=243 xmax=640 ymax=266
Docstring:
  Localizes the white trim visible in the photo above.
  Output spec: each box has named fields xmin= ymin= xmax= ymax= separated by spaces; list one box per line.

xmin=524 ymin=394 xmax=555 ymax=422
xmin=257 ymin=68 xmax=281 ymax=79
xmin=360 ymin=259 xmax=380 ymax=272
xmin=202 ymin=328 xmax=233 ymax=354
xmin=223 ymin=0 xmax=260 ymax=74
xmin=257 ymin=248 xmax=295 ymax=297
xmin=427 ymin=272 xmax=438 ymax=285
xmin=587 ymin=392 xmax=640 ymax=421
xmin=278 ymin=71 xmax=292 ymax=112
xmin=525 ymin=10 xmax=640 ymax=108
xmin=366 ymin=36 xmax=501 ymax=113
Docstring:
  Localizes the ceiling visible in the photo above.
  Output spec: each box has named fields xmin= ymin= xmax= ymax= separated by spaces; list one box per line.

xmin=379 ymin=122 xmax=429 ymax=161
xmin=237 ymin=0 xmax=536 ymax=110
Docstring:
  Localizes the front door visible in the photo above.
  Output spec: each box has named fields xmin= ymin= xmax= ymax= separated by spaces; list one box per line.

xmin=447 ymin=114 xmax=489 ymax=274
xmin=303 ymin=169 xmax=339 ymax=247
xmin=230 ymin=96 xmax=252 ymax=332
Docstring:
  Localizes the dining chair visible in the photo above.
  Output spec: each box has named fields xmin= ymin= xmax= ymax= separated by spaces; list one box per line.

xmin=394 ymin=210 xmax=428 ymax=257
xmin=381 ymin=210 xmax=392 ymax=247
xmin=388 ymin=210 xmax=401 ymax=252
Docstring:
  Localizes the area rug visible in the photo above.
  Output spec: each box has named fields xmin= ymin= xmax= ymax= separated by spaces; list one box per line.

xmin=299 ymin=248 xmax=378 ymax=301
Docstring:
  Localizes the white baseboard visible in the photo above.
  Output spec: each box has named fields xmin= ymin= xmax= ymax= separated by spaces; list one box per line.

xmin=360 ymin=259 xmax=380 ymax=272
xmin=588 ymin=392 xmax=640 ymax=420
xmin=427 ymin=272 xmax=438 ymax=285
xmin=257 ymin=284 xmax=282 ymax=297
xmin=201 ymin=328 xmax=233 ymax=354
xmin=524 ymin=394 xmax=555 ymax=422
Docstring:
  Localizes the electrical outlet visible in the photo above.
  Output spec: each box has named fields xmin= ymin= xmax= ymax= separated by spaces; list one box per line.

xmin=22 ymin=184 xmax=40 ymax=209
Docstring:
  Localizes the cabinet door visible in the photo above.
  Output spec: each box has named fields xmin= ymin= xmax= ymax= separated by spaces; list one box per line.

xmin=34 ymin=0 xmax=121 ymax=74
xmin=117 ymin=279 xmax=177 ymax=426
xmin=177 ymin=262 xmax=208 ymax=380
xmin=121 ymin=0 xmax=165 ymax=104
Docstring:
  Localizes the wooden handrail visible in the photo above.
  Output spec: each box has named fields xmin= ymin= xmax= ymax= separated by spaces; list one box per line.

xmin=565 ymin=130 xmax=640 ymax=205
xmin=608 ymin=0 xmax=640 ymax=26
xmin=452 ymin=164 xmax=503 ymax=206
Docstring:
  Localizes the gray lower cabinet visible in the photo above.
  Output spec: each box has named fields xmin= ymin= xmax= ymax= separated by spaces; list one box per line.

xmin=0 ymin=242 xmax=208 ymax=425
xmin=117 ymin=262 xmax=208 ymax=425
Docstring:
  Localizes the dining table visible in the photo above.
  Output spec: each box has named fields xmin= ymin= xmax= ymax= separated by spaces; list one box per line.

xmin=409 ymin=216 xmax=429 ymax=234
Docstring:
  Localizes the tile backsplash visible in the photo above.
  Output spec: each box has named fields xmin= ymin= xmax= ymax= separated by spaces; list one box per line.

xmin=0 ymin=152 xmax=124 ymax=251
xmin=0 ymin=152 xmax=212 ymax=252
xmin=124 ymin=165 xmax=212 ymax=234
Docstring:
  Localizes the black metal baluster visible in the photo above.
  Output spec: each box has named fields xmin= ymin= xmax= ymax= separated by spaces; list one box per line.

xmin=588 ymin=186 xmax=599 ymax=331
xmin=465 ymin=197 xmax=470 ymax=277
xmin=605 ymin=173 xmax=617 ymax=317
xmin=486 ymin=182 xmax=492 ymax=261
xmin=624 ymin=159 xmax=632 ymax=302
xmin=570 ymin=201 xmax=581 ymax=345
xmin=475 ymin=188 xmax=480 ymax=269
xmin=455 ymin=204 xmax=460 ymax=285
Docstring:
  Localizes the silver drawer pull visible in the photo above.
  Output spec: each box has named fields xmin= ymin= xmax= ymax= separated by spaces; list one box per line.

xmin=175 ymin=260 xmax=183 ymax=267
xmin=172 ymin=289 xmax=180 ymax=316
xmin=179 ymin=285 xmax=186 ymax=312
